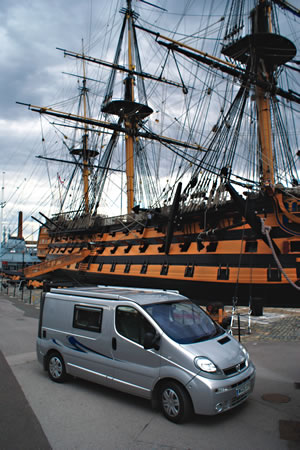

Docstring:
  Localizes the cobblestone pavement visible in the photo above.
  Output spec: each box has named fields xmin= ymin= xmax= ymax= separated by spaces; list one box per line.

xmin=226 ymin=307 xmax=300 ymax=342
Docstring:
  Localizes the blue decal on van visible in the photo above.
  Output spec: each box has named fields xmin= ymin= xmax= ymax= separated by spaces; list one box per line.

xmin=68 ymin=336 xmax=87 ymax=353
xmin=67 ymin=336 xmax=112 ymax=359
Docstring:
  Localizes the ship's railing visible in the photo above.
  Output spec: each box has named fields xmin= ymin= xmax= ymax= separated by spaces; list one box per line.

xmin=101 ymin=212 xmax=149 ymax=226
xmin=46 ymin=211 xmax=151 ymax=232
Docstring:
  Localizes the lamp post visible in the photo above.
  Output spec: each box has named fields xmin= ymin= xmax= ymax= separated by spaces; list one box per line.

xmin=0 ymin=172 xmax=5 ymax=270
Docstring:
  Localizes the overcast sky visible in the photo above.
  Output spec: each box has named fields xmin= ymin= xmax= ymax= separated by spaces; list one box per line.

xmin=1 ymin=0 xmax=103 ymax=238
xmin=0 ymin=0 xmax=299 ymax=242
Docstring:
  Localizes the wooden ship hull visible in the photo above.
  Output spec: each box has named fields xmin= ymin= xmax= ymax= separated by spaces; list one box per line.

xmin=25 ymin=187 xmax=300 ymax=306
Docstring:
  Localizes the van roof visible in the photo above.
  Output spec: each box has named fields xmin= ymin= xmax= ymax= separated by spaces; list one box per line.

xmin=49 ymin=285 xmax=187 ymax=306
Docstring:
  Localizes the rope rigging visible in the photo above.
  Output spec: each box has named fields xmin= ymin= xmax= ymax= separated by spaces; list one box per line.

xmin=12 ymin=0 xmax=299 ymax=222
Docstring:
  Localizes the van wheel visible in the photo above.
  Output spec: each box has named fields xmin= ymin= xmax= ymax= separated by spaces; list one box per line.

xmin=159 ymin=381 xmax=193 ymax=423
xmin=47 ymin=352 xmax=67 ymax=383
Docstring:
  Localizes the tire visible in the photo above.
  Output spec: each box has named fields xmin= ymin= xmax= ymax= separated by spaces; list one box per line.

xmin=47 ymin=352 xmax=67 ymax=383
xmin=159 ymin=381 xmax=193 ymax=423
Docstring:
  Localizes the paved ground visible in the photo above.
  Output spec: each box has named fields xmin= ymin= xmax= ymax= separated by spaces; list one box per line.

xmin=226 ymin=307 xmax=300 ymax=343
xmin=0 ymin=293 xmax=50 ymax=450
xmin=0 ymin=349 xmax=51 ymax=450
xmin=0 ymin=291 xmax=300 ymax=449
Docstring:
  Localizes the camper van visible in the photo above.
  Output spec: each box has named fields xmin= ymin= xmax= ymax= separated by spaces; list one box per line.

xmin=37 ymin=286 xmax=255 ymax=423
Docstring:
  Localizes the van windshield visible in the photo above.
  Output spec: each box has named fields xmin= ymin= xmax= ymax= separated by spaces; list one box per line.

xmin=143 ymin=301 xmax=223 ymax=344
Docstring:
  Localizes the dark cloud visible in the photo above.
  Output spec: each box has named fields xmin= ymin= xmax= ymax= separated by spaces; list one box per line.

xmin=1 ymin=1 xmax=98 ymax=118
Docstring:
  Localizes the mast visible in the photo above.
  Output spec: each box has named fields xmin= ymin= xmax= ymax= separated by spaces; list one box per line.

xmin=81 ymin=43 xmax=90 ymax=213
xmin=67 ymin=42 xmax=99 ymax=215
xmin=100 ymin=0 xmax=153 ymax=214
xmin=254 ymin=0 xmax=274 ymax=188
xmin=227 ymin=0 xmax=298 ymax=189
xmin=125 ymin=0 xmax=135 ymax=213
xmin=213 ymin=0 xmax=297 ymax=188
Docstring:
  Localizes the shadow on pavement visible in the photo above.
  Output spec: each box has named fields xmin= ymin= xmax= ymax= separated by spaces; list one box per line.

xmin=0 ymin=350 xmax=51 ymax=450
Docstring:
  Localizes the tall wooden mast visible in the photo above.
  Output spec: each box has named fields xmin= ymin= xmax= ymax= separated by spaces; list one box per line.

xmin=254 ymin=0 xmax=274 ymax=188
xmin=101 ymin=0 xmax=153 ymax=214
xmin=69 ymin=44 xmax=99 ymax=214
xmin=82 ymin=48 xmax=90 ymax=213
xmin=220 ymin=0 xmax=297 ymax=189
xmin=125 ymin=0 xmax=135 ymax=213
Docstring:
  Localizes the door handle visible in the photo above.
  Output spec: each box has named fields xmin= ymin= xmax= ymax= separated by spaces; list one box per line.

xmin=112 ymin=337 xmax=117 ymax=350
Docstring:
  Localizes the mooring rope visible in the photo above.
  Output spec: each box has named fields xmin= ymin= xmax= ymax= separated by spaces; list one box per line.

xmin=261 ymin=218 xmax=300 ymax=291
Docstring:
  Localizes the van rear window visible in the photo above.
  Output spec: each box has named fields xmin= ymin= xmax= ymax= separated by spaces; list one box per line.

xmin=73 ymin=306 xmax=103 ymax=332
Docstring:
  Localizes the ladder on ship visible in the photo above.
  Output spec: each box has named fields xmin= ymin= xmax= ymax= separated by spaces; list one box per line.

xmin=228 ymin=301 xmax=252 ymax=340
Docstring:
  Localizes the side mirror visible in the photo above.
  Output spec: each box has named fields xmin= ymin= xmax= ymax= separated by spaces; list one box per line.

xmin=144 ymin=332 xmax=160 ymax=350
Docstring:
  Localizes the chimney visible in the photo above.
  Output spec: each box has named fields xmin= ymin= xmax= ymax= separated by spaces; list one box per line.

xmin=18 ymin=211 xmax=23 ymax=239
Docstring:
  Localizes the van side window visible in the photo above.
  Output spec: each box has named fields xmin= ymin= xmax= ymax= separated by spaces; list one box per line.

xmin=116 ymin=306 xmax=155 ymax=345
xmin=73 ymin=306 xmax=103 ymax=333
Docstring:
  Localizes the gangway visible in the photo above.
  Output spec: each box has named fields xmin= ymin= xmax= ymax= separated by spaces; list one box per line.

xmin=23 ymin=250 xmax=90 ymax=279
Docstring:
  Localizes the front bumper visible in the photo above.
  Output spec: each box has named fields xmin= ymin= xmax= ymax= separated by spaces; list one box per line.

xmin=186 ymin=362 xmax=256 ymax=415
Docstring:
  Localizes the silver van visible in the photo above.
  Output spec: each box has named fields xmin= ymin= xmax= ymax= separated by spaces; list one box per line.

xmin=37 ymin=286 xmax=255 ymax=423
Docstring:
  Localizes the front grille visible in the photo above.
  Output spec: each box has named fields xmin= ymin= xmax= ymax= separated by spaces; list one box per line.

xmin=230 ymin=375 xmax=251 ymax=389
xmin=231 ymin=392 xmax=249 ymax=407
xmin=223 ymin=359 xmax=246 ymax=376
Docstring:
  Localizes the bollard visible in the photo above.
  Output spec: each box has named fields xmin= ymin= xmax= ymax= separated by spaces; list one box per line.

xmin=251 ymin=297 xmax=264 ymax=316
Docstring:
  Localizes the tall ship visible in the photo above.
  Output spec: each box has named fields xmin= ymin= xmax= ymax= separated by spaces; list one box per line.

xmin=19 ymin=0 xmax=300 ymax=307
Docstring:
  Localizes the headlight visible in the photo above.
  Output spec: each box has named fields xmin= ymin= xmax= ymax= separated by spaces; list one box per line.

xmin=194 ymin=357 xmax=218 ymax=373
xmin=240 ymin=344 xmax=249 ymax=360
